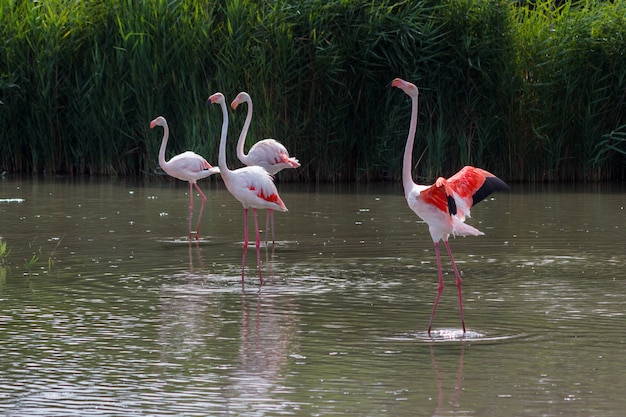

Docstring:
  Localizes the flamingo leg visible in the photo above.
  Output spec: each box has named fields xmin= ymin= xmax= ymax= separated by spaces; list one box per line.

xmin=270 ymin=209 xmax=275 ymax=245
xmin=192 ymin=182 xmax=207 ymax=240
xmin=428 ymin=242 xmax=445 ymax=336
xmin=264 ymin=209 xmax=276 ymax=245
xmin=187 ymin=182 xmax=194 ymax=240
xmin=253 ymin=208 xmax=263 ymax=285
xmin=264 ymin=210 xmax=269 ymax=245
xmin=242 ymin=208 xmax=249 ymax=281
xmin=444 ymin=240 xmax=466 ymax=334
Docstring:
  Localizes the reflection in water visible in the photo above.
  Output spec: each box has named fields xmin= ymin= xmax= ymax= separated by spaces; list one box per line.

xmin=1 ymin=179 xmax=626 ymax=416
xmin=157 ymin=246 xmax=300 ymax=416
xmin=188 ymin=240 xmax=202 ymax=272
xmin=241 ymin=243 xmax=278 ymax=288
xmin=158 ymin=279 xmax=223 ymax=365
xmin=430 ymin=344 xmax=468 ymax=416
xmin=225 ymin=288 xmax=299 ymax=415
xmin=159 ymin=242 xmax=216 ymax=363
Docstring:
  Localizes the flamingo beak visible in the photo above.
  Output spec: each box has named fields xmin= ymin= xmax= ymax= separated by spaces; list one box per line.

xmin=389 ymin=78 xmax=403 ymax=88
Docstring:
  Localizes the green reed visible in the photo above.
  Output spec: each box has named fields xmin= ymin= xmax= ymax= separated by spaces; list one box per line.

xmin=0 ymin=238 xmax=10 ymax=267
xmin=511 ymin=0 xmax=626 ymax=181
xmin=0 ymin=0 xmax=624 ymax=181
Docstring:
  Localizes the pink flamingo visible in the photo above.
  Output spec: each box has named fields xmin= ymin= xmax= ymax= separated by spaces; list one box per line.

xmin=231 ymin=92 xmax=300 ymax=174
xmin=150 ymin=116 xmax=220 ymax=240
xmin=231 ymin=91 xmax=299 ymax=244
xmin=208 ymin=92 xmax=288 ymax=284
xmin=390 ymin=78 xmax=509 ymax=336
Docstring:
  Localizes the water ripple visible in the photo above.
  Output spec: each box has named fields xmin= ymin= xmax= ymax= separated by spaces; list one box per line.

xmin=387 ymin=327 xmax=530 ymax=344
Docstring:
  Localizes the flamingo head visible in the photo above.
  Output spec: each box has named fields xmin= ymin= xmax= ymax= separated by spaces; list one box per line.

xmin=230 ymin=91 xmax=251 ymax=110
xmin=150 ymin=116 xmax=166 ymax=129
xmin=207 ymin=92 xmax=225 ymax=107
xmin=390 ymin=78 xmax=419 ymax=98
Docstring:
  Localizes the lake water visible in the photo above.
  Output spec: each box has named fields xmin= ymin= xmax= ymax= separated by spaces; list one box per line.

xmin=0 ymin=177 xmax=625 ymax=416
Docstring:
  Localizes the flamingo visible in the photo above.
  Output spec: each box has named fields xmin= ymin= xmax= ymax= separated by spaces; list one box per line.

xmin=207 ymin=92 xmax=288 ymax=284
xmin=390 ymin=78 xmax=509 ymax=336
xmin=231 ymin=91 xmax=300 ymax=244
xmin=150 ymin=116 xmax=220 ymax=240
xmin=231 ymin=92 xmax=300 ymax=174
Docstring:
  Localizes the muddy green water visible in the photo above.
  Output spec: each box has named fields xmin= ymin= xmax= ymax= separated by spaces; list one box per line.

xmin=0 ymin=177 xmax=625 ymax=416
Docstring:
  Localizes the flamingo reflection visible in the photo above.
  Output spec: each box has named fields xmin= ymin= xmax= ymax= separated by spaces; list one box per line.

xmin=429 ymin=343 xmax=471 ymax=416
xmin=187 ymin=240 xmax=205 ymax=273
xmin=225 ymin=287 xmax=299 ymax=414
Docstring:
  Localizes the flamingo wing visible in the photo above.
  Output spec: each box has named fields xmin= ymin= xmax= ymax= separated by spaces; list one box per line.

xmin=165 ymin=152 xmax=214 ymax=182
xmin=228 ymin=166 xmax=288 ymax=212
xmin=418 ymin=166 xmax=509 ymax=219
xmin=448 ymin=166 xmax=509 ymax=206
xmin=168 ymin=152 xmax=211 ymax=172
xmin=275 ymin=149 xmax=300 ymax=167
xmin=247 ymin=139 xmax=300 ymax=173
xmin=418 ymin=182 xmax=451 ymax=215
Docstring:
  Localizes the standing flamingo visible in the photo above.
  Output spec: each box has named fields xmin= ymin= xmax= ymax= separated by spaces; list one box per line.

xmin=150 ymin=116 xmax=220 ymax=240
xmin=231 ymin=92 xmax=300 ymax=174
xmin=207 ymin=92 xmax=288 ymax=284
xmin=231 ymin=91 xmax=299 ymax=244
xmin=390 ymin=78 xmax=509 ymax=336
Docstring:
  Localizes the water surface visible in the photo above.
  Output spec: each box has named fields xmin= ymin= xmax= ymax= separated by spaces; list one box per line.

xmin=1 ymin=177 xmax=625 ymax=416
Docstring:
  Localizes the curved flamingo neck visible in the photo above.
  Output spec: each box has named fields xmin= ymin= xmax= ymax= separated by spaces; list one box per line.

xmin=216 ymin=97 xmax=232 ymax=176
xmin=158 ymin=120 xmax=170 ymax=169
xmin=403 ymin=90 xmax=419 ymax=196
xmin=236 ymin=93 xmax=253 ymax=165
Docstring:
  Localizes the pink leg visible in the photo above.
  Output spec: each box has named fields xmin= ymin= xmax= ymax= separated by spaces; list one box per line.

xmin=241 ymin=208 xmax=248 ymax=281
xmin=265 ymin=209 xmax=270 ymax=246
xmin=444 ymin=240 xmax=466 ymax=334
xmin=264 ymin=210 xmax=270 ymax=245
xmin=428 ymin=242 xmax=445 ymax=336
xmin=270 ymin=209 xmax=275 ymax=245
xmin=192 ymin=183 xmax=207 ymax=240
xmin=187 ymin=182 xmax=194 ymax=240
xmin=264 ymin=209 xmax=276 ymax=245
xmin=253 ymin=208 xmax=263 ymax=285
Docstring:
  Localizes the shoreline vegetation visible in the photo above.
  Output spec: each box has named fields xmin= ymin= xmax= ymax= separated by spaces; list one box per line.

xmin=1 ymin=0 xmax=625 ymax=182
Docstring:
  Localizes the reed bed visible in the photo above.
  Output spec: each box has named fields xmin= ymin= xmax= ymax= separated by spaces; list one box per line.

xmin=0 ymin=0 xmax=624 ymax=181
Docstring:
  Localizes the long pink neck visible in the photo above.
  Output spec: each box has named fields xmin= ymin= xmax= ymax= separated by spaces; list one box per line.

xmin=402 ymin=91 xmax=419 ymax=196
xmin=158 ymin=121 xmax=170 ymax=169
xmin=217 ymin=97 xmax=232 ymax=176
xmin=236 ymin=94 xmax=253 ymax=164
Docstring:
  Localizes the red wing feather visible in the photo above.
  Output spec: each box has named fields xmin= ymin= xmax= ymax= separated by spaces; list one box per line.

xmin=448 ymin=166 xmax=510 ymax=207
xmin=419 ymin=167 xmax=509 ymax=216
xmin=419 ymin=183 xmax=449 ymax=214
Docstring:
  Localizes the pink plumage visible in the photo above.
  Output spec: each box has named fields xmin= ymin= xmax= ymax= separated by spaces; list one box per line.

xmin=231 ymin=91 xmax=299 ymax=244
xmin=150 ymin=116 xmax=220 ymax=240
xmin=208 ymin=92 xmax=287 ymax=285
xmin=391 ymin=78 xmax=509 ymax=336
xmin=231 ymin=92 xmax=300 ymax=175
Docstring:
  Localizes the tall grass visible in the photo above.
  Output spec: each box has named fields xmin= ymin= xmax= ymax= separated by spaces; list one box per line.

xmin=512 ymin=0 xmax=626 ymax=181
xmin=0 ymin=0 xmax=624 ymax=181
xmin=0 ymin=0 xmax=220 ymax=175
